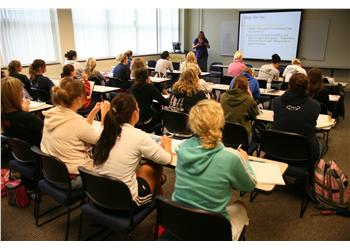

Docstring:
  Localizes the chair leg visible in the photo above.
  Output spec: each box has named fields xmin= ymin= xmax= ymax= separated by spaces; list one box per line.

xmin=299 ymin=184 xmax=310 ymax=218
xmin=65 ymin=208 xmax=71 ymax=241
xmin=250 ymin=190 xmax=258 ymax=202
xmin=35 ymin=190 xmax=41 ymax=226
xmin=78 ymin=210 xmax=83 ymax=241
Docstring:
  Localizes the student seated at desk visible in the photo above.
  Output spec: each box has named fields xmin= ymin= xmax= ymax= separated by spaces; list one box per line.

xmin=131 ymin=58 xmax=169 ymax=95
xmin=84 ymin=57 xmax=106 ymax=86
xmin=230 ymin=67 xmax=260 ymax=100
xmin=168 ymin=66 xmax=207 ymax=113
xmin=179 ymin=51 xmax=201 ymax=75
xmin=8 ymin=60 xmax=32 ymax=94
xmin=155 ymin=50 xmax=174 ymax=77
xmin=172 ymin=99 xmax=256 ymax=240
xmin=131 ymin=68 xmax=169 ymax=134
xmin=222 ymin=76 xmax=259 ymax=143
xmin=30 ymin=59 xmax=54 ymax=102
xmin=1 ymin=77 xmax=43 ymax=147
xmin=93 ymin=93 xmax=172 ymax=207
xmin=308 ymin=67 xmax=329 ymax=115
xmin=64 ymin=50 xmax=84 ymax=80
xmin=112 ymin=53 xmax=131 ymax=90
xmin=61 ymin=64 xmax=92 ymax=110
xmin=282 ymin=58 xmax=307 ymax=82
xmin=41 ymin=78 xmax=110 ymax=189
xmin=272 ymin=73 xmax=321 ymax=164
xmin=257 ymin=54 xmax=281 ymax=81
xmin=228 ymin=50 xmax=246 ymax=77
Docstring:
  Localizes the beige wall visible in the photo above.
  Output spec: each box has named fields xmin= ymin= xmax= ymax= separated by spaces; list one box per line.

xmin=183 ymin=9 xmax=350 ymax=83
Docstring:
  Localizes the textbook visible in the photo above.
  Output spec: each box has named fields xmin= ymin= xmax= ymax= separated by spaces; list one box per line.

xmin=249 ymin=161 xmax=285 ymax=186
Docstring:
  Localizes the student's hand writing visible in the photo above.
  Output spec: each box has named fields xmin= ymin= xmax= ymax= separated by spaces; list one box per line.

xmin=160 ymin=135 xmax=172 ymax=153
xmin=238 ymin=148 xmax=249 ymax=160
xmin=92 ymin=102 xmax=102 ymax=113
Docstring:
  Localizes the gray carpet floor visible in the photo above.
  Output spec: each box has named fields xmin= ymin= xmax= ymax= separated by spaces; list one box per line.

xmin=1 ymin=91 xmax=350 ymax=241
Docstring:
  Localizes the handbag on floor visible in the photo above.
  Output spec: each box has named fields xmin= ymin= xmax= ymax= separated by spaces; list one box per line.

xmin=5 ymin=178 xmax=30 ymax=208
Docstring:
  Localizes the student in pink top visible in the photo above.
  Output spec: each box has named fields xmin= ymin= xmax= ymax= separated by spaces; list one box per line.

xmin=228 ymin=51 xmax=246 ymax=77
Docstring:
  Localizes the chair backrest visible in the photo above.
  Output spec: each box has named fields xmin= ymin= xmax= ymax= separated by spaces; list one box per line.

xmin=1 ymin=135 xmax=35 ymax=163
xmin=172 ymin=62 xmax=180 ymax=70
xmin=260 ymin=129 xmax=311 ymax=167
xmin=78 ymin=167 xmax=133 ymax=211
xmin=209 ymin=62 xmax=223 ymax=75
xmin=222 ymin=122 xmax=249 ymax=149
xmin=155 ymin=196 xmax=232 ymax=240
xmin=220 ymin=75 xmax=233 ymax=85
xmin=162 ymin=109 xmax=192 ymax=136
xmin=31 ymin=146 xmax=71 ymax=189
xmin=147 ymin=60 xmax=157 ymax=68
xmin=245 ymin=63 xmax=253 ymax=68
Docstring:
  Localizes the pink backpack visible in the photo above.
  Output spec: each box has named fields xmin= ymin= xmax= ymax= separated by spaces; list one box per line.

xmin=314 ymin=159 xmax=350 ymax=210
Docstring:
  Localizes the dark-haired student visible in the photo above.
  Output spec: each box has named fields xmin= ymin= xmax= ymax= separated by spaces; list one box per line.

xmin=1 ymin=77 xmax=43 ymax=147
xmin=131 ymin=68 xmax=169 ymax=134
xmin=93 ymin=93 xmax=172 ymax=207
xmin=272 ymin=73 xmax=321 ymax=164
xmin=155 ymin=51 xmax=174 ymax=77
xmin=64 ymin=50 xmax=84 ymax=80
xmin=41 ymin=78 xmax=110 ymax=189
xmin=308 ymin=68 xmax=329 ymax=115
xmin=61 ymin=64 xmax=92 ymax=110
xmin=257 ymin=54 xmax=281 ymax=81
xmin=29 ymin=59 xmax=54 ymax=101
xmin=8 ymin=60 xmax=32 ymax=93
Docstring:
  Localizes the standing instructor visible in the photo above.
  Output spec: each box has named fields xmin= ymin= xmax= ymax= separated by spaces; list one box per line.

xmin=193 ymin=31 xmax=210 ymax=72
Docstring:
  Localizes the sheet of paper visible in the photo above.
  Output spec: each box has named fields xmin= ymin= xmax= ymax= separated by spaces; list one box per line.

xmin=249 ymin=161 xmax=285 ymax=185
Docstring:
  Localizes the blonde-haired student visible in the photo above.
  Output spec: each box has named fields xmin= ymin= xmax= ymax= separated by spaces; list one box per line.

xmin=172 ymin=99 xmax=256 ymax=240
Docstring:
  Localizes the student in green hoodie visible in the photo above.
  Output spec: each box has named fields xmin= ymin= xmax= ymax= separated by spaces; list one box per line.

xmin=172 ymin=99 xmax=257 ymax=240
xmin=220 ymin=76 xmax=259 ymax=143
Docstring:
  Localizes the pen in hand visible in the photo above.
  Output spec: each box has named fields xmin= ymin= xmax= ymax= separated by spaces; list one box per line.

xmin=237 ymin=144 xmax=242 ymax=151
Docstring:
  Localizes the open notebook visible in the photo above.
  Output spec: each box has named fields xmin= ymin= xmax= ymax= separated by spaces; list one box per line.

xmin=249 ymin=161 xmax=285 ymax=186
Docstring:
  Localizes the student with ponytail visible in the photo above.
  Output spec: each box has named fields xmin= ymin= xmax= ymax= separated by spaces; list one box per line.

xmin=41 ymin=78 xmax=110 ymax=189
xmin=8 ymin=60 xmax=31 ymax=93
xmin=93 ymin=93 xmax=172 ymax=207
xmin=29 ymin=59 xmax=54 ymax=102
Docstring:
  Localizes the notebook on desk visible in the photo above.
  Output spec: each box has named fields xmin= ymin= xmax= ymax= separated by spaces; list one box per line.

xmin=249 ymin=161 xmax=285 ymax=185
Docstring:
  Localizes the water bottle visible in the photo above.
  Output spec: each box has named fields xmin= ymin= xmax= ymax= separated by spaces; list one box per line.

xmin=267 ymin=78 xmax=272 ymax=91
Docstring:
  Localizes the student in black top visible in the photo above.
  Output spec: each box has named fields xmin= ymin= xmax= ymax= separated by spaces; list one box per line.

xmin=272 ymin=73 xmax=321 ymax=164
xmin=131 ymin=68 xmax=169 ymax=134
xmin=168 ymin=64 xmax=207 ymax=113
xmin=8 ymin=60 xmax=32 ymax=93
xmin=308 ymin=67 xmax=329 ymax=115
xmin=29 ymin=59 xmax=54 ymax=102
xmin=1 ymin=77 xmax=44 ymax=147
xmin=112 ymin=53 xmax=131 ymax=90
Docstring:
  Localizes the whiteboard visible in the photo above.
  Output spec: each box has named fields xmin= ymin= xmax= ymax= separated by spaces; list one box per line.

xmin=298 ymin=19 xmax=330 ymax=61
xmin=220 ymin=21 xmax=238 ymax=56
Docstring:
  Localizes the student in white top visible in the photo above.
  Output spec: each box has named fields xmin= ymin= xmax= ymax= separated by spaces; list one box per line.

xmin=282 ymin=58 xmax=307 ymax=82
xmin=41 ymin=77 xmax=110 ymax=189
xmin=64 ymin=50 xmax=84 ymax=80
xmin=257 ymin=54 xmax=281 ymax=81
xmin=93 ymin=93 xmax=172 ymax=207
xmin=155 ymin=51 xmax=174 ymax=77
